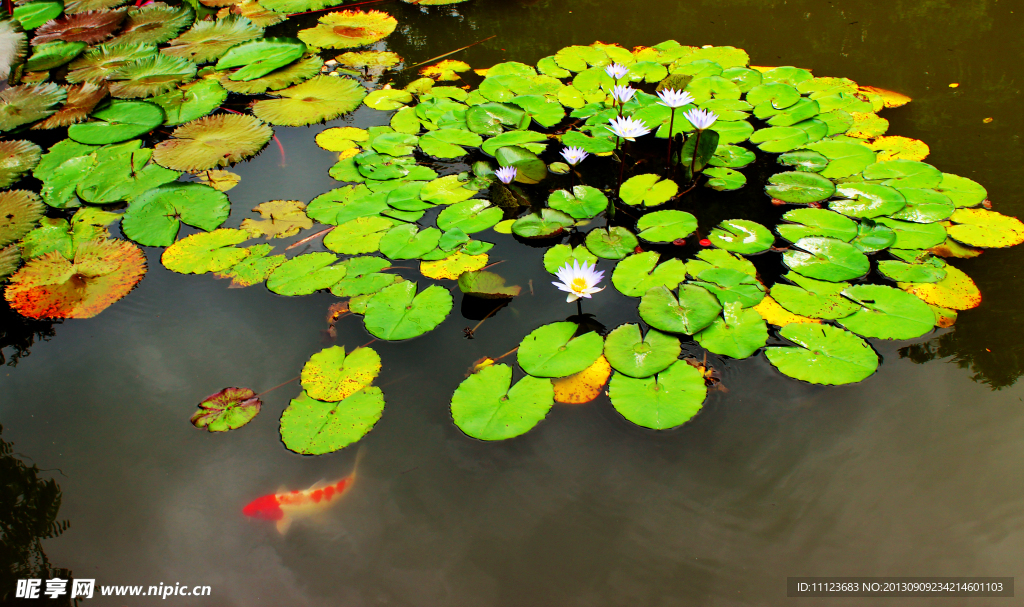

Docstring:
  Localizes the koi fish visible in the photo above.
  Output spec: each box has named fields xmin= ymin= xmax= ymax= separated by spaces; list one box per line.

xmin=242 ymin=452 xmax=362 ymax=534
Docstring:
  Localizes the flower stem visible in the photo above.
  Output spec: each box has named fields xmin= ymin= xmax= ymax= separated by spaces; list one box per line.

xmin=576 ymin=299 xmax=583 ymax=316
xmin=665 ymin=108 xmax=676 ymax=176
xmin=689 ymin=128 xmax=703 ymax=182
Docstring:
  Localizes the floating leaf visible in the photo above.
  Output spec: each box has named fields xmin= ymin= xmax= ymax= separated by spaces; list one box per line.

xmin=704 ymin=167 xmax=746 ymax=191
xmin=458 ymin=270 xmax=520 ymax=298
xmin=511 ymin=209 xmax=574 ymax=239
xmin=877 ymin=259 xmax=947 ymax=283
xmin=214 ymin=243 xmax=285 ymax=287
xmin=109 ymin=2 xmax=193 ymax=45
xmin=161 ymin=228 xmax=249 ymax=274
xmin=122 ymin=183 xmax=229 ymax=246
xmin=935 ymin=173 xmax=987 ymax=208
xmin=437 ymin=199 xmax=502 ymax=234
xmin=67 ymin=100 xmax=164 ymax=144
xmin=163 ymin=15 xmax=263 ymax=64
xmin=216 ymin=53 xmax=322 ymax=94
xmin=316 ymin=126 xmax=368 ymax=152
xmin=685 ymin=248 xmax=757 ymax=278
xmin=481 ymin=130 xmax=548 ymax=156
xmin=494 ymin=145 xmax=547 ymax=184
xmin=585 ymin=226 xmax=637 ymax=259
xmin=32 ymin=9 xmax=126 ymax=45
xmin=604 ymin=323 xmax=680 ymax=379
xmin=451 ymin=364 xmax=553 ymax=441
xmin=378 ymin=224 xmax=441 ymax=260
xmin=298 ymin=10 xmax=397 ymax=50
xmin=0 ymin=82 xmax=66 ymax=131
xmin=418 ymin=129 xmax=483 ymax=159
xmin=301 ymin=345 xmax=381 ymax=402
xmin=783 ymin=237 xmax=870 ymax=282
xmin=24 ymin=41 xmax=86 ymax=72
xmin=862 ymin=159 xmax=942 ymax=189
xmin=543 ymin=244 xmax=597 ymax=274
xmin=764 ymin=171 xmax=835 ymax=204
xmin=874 ymin=217 xmax=946 ymax=250
xmin=216 ymin=37 xmax=305 ymax=81
xmin=770 ymin=272 xmax=859 ymax=319
xmin=694 ymin=302 xmax=768 ymax=359
xmin=749 ymin=125 xmax=808 ymax=153
xmin=552 ymin=355 xmax=612 ymax=404
xmin=847 ymin=111 xmax=888 ymax=138
xmin=831 ymin=183 xmax=906 ymax=218
xmin=259 ymin=0 xmax=343 ymax=14
xmin=323 ymin=215 xmax=393 ymax=254
xmin=150 ymin=79 xmax=227 ymax=125
xmin=898 ymin=265 xmax=980 ymax=311
xmin=421 ymin=59 xmax=470 ymax=81
xmin=517 ymin=321 xmax=603 ymax=379
xmin=708 ymin=219 xmax=773 ymax=255
xmin=252 ymin=75 xmax=365 ymax=126
xmin=866 ymin=136 xmax=929 ymax=162
xmin=154 ymin=113 xmax=272 ymax=171
xmin=546 ymin=186 xmax=607 ymax=220
xmin=240 ymin=200 xmax=312 ymax=239
xmin=280 ymin=388 xmax=384 ymax=455
xmin=5 ymin=238 xmax=146 ymax=319
xmin=778 ymin=149 xmax=827 ymax=172
xmin=611 ymin=252 xmax=686 ymax=297
xmin=0 ymin=244 xmax=20 ymax=279
xmin=639 ymin=284 xmax=721 ymax=335
xmin=777 ymin=208 xmax=857 ymax=243
xmin=619 ymin=173 xmax=678 ymax=207
xmin=363 ymin=88 xmax=412 ymax=111
xmin=946 ymin=208 xmax=1024 ymax=248
xmin=466 ymin=102 xmax=529 ymax=136
xmin=752 ymin=295 xmax=820 ymax=327
xmin=764 ymin=323 xmax=878 ymax=385
xmin=329 ymin=256 xmax=400 ymax=297
xmin=889 ymin=188 xmax=954 ymax=223
xmin=804 ymin=139 xmax=875 ymax=178
xmin=267 ymin=252 xmax=346 ymax=295
xmin=13 ymin=2 xmax=63 ymax=30
xmin=107 ymin=53 xmax=196 ymax=98
xmin=635 ymin=210 xmax=697 ymax=243
xmin=709 ymin=144 xmax=756 ymax=168
xmin=608 ymin=360 xmax=706 ymax=430
xmin=190 ymin=387 xmax=261 ymax=432
xmin=420 ymin=251 xmax=487 ymax=280
xmin=77 ymin=142 xmax=180 ymax=204
xmin=31 ymin=82 xmax=109 ymax=130
xmin=363 ymin=281 xmax=453 ymax=340
xmin=0 ymin=140 xmax=41 ymax=189
xmin=692 ymin=267 xmax=765 ymax=308
xmin=0 ymin=191 xmax=44 ymax=247
xmin=837 ymin=284 xmax=934 ymax=340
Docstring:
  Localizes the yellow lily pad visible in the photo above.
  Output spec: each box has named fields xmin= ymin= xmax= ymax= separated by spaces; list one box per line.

xmin=946 ymin=208 xmax=1024 ymax=248
xmin=847 ymin=112 xmax=888 ymax=138
xmin=420 ymin=251 xmax=487 ymax=280
xmin=420 ymin=59 xmax=470 ymax=81
xmin=552 ymin=355 xmax=612 ymax=405
xmin=928 ymin=237 xmax=983 ymax=259
xmin=752 ymin=295 xmax=821 ymax=327
xmin=898 ymin=265 xmax=981 ymax=311
xmin=240 ymin=200 xmax=313 ymax=239
xmin=866 ymin=136 xmax=929 ymax=162
xmin=858 ymin=85 xmax=912 ymax=108
xmin=197 ymin=169 xmax=241 ymax=191
xmin=315 ymin=126 xmax=368 ymax=152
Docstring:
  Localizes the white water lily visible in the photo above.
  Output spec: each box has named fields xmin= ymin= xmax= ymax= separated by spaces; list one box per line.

xmin=657 ymin=88 xmax=694 ymax=108
xmin=552 ymin=260 xmax=605 ymax=302
xmin=610 ymin=84 xmax=636 ymax=104
xmin=606 ymin=115 xmax=650 ymax=140
xmin=604 ymin=63 xmax=629 ymax=80
xmin=495 ymin=166 xmax=517 ymax=184
xmin=683 ymin=107 xmax=718 ymax=130
xmin=560 ymin=146 xmax=589 ymax=166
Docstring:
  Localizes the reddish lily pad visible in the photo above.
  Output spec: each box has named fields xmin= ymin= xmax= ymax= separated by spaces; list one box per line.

xmin=190 ymin=387 xmax=262 ymax=432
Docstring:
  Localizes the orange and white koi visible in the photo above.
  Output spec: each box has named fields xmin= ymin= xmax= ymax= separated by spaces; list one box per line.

xmin=242 ymin=454 xmax=361 ymax=534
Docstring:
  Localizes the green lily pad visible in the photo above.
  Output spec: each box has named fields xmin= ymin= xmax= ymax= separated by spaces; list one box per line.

xmin=67 ymin=42 xmax=155 ymax=83
xmin=862 ymin=159 xmax=942 ymax=188
xmin=420 ymin=174 xmax=479 ymax=205
xmin=466 ymin=102 xmax=529 ymax=135
xmin=369 ymin=132 xmax=418 ymax=157
xmin=512 ymin=94 xmax=565 ymax=127
xmin=68 ymin=100 xmax=165 ymax=144
xmin=307 ymin=185 xmax=388 ymax=225
xmin=323 ymin=215 xmax=396 ymax=255
xmin=0 ymin=140 xmax=42 ymax=190
xmin=364 ymin=88 xmax=413 ymax=111
xmin=267 ymin=252 xmax=347 ymax=296
xmin=749 ymin=125 xmax=808 ymax=153
xmin=437 ymin=199 xmax=502 ymax=234
xmin=190 ymin=387 xmax=261 ymax=432
xmin=458 ymin=270 xmax=521 ymax=298
xmin=13 ymin=2 xmax=63 ymax=30
xmin=898 ymin=265 xmax=981 ymax=311
xmin=494 ymin=145 xmax=547 ymax=184
xmin=764 ymin=171 xmax=835 ymax=203
xmin=481 ymin=130 xmax=548 ymax=156
xmin=24 ymin=41 xmax=86 ymax=72
xmin=253 ymin=75 xmax=365 ymax=126
xmin=216 ymin=37 xmax=305 ymax=81
xmin=153 ymin=113 xmax=272 ymax=171
xmin=837 ymin=284 xmax=934 ymax=340
xmin=889 ymin=188 xmax=955 ymax=223
xmin=877 ymin=259 xmax=947 ymax=283
xmin=691 ymin=267 xmax=766 ymax=308
xmin=297 ymin=9 xmax=397 ymax=50
xmin=149 ymin=79 xmax=228 ymax=126
xmin=830 ymin=183 xmax=906 ymax=218
xmin=783 ymin=236 xmax=870 ymax=282
xmin=109 ymin=2 xmax=193 ymax=46
xmin=709 ymin=144 xmax=756 ymax=168
xmin=561 ymin=129 xmax=615 ymax=154
xmin=301 ymin=345 xmax=381 ymax=402
xmin=945 ymin=208 xmax=1024 ymax=249
xmin=708 ymin=219 xmax=773 ymax=255
xmin=378 ymin=224 xmax=441 ymax=260
xmin=121 ymin=183 xmax=229 ymax=246
xmin=804 ymin=139 xmax=876 ymax=178
xmin=161 ymin=228 xmax=250 ymax=274
xmin=850 ymin=219 xmax=897 ymax=253
xmin=419 ymin=129 xmax=483 ymax=159
xmin=636 ymin=210 xmax=697 ymax=243
xmin=363 ymin=281 xmax=453 ymax=340
xmin=685 ymin=248 xmax=756 ymax=278
xmin=604 ymin=323 xmax=681 ymax=379
xmin=214 ymin=244 xmax=286 ymax=288
xmin=547 ymin=185 xmax=607 ymax=219
xmin=611 ymin=252 xmax=686 ymax=297
xmin=874 ymin=217 xmax=947 ymax=250
xmin=585 ymin=226 xmax=638 ymax=259
xmin=777 ymin=208 xmax=858 ymax=243
xmin=747 ymin=82 xmax=800 ymax=108
xmin=765 ymin=323 xmax=878 ymax=385
xmin=511 ymin=209 xmax=574 ymax=239
xmin=620 ymin=173 xmax=678 ymax=207
xmin=708 ymin=119 xmax=754 ymax=144
xmin=764 ymin=98 xmax=820 ymax=127
xmin=778 ymin=149 xmax=828 ymax=172
xmin=638 ymin=284 xmax=722 ymax=335
xmin=935 ymin=173 xmax=987 ymax=208
xmin=0 ymin=83 xmax=66 ymax=131
xmin=450 ymin=364 xmax=554 ymax=441
xmin=694 ymin=301 xmax=768 ymax=359
xmin=517 ymin=321 xmax=604 ymax=378
xmin=280 ymin=388 xmax=384 ymax=455
xmin=770 ymin=272 xmax=859 ymax=319
xmin=107 ymin=54 xmax=196 ymax=98
xmin=608 ymin=360 xmax=706 ymax=430
xmin=704 ymin=167 xmax=746 ymax=191
xmin=543 ymin=244 xmax=598 ymax=274
xmin=74 ymin=143 xmax=181 ymax=204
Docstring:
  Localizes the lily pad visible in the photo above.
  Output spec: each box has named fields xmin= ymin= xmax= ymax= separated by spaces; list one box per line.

xmin=935 ymin=173 xmax=987 ymax=208
xmin=267 ymin=252 xmax=346 ymax=296
xmin=862 ymin=159 xmax=942 ymax=189
xmin=765 ymin=171 xmax=835 ymax=203
xmin=877 ymin=259 xmax=947 ymax=283
xmin=363 ymin=281 xmax=453 ymax=340
xmin=301 ymin=345 xmax=381 ymax=402
xmin=494 ymin=145 xmax=547 ymax=184
xmin=161 ymin=228 xmax=249 ymax=274
xmin=783 ymin=237 xmax=870 ymax=282
xmin=608 ymin=361 xmax=706 ymax=430
xmin=635 ymin=210 xmax=697 ymax=243
xmin=122 ymin=183 xmax=229 ymax=246
xmin=805 ymin=139 xmax=876 ymax=178
xmin=777 ymin=208 xmax=857 ymax=243
xmin=419 ymin=129 xmax=483 ymax=159
xmin=154 ymin=113 xmax=272 ymax=171
xmin=67 ymin=42 xmax=156 ymax=82
xmin=253 ymin=75 xmax=365 ymax=126
xmin=297 ymin=9 xmax=397 ymax=50
xmin=5 ymin=238 xmax=146 ymax=319
xmin=709 ymin=144 xmax=756 ymax=168
xmin=107 ymin=54 xmax=196 ymax=98
xmin=31 ymin=82 xmax=109 ymax=130
xmin=837 ymin=284 xmax=934 ymax=340
xmin=323 ymin=216 xmax=394 ymax=255
xmin=543 ymin=244 xmax=598 ymax=274
xmin=466 ymin=102 xmax=529 ymax=136
xmin=770 ymin=272 xmax=859 ymax=319
xmin=694 ymin=302 xmax=768 ymax=358
xmin=691 ymin=267 xmax=766 ymax=308
xmin=708 ymin=219 xmax=774 ymax=255
xmin=216 ymin=37 xmax=305 ymax=81
xmin=24 ymin=41 xmax=86 ymax=72
xmin=874 ymin=217 xmax=946 ymax=250
xmin=749 ymin=125 xmax=808 ymax=153
xmin=0 ymin=83 xmax=66 ymax=131
xmin=898 ymin=265 xmax=981 ymax=311
xmin=547 ymin=185 xmax=607 ymax=219
xmin=450 ymin=364 xmax=554 ymax=441
xmin=889 ymin=188 xmax=954 ymax=223
xmin=149 ymin=79 xmax=228 ymax=126
xmin=458 ymin=270 xmax=521 ymax=299
xmin=437 ymin=199 xmax=502 ymax=234
xmin=778 ymin=149 xmax=828 ymax=172
xmin=481 ymin=130 xmax=548 ymax=156
xmin=611 ymin=252 xmax=687 ymax=297
xmin=830 ymin=183 xmax=906 ymax=218
xmin=0 ymin=191 xmax=44 ymax=247
xmin=280 ymin=388 xmax=384 ymax=455
xmin=0 ymin=141 xmax=42 ymax=190
xmin=31 ymin=8 xmax=126 ymax=45
xmin=420 ymin=174 xmax=478 ymax=205
xmin=420 ymin=251 xmax=488 ymax=280
xmin=517 ymin=321 xmax=604 ymax=378
xmin=240 ymin=200 xmax=313 ymax=239
xmin=67 ymin=100 xmax=164 ymax=144
xmin=946 ymin=208 xmax=1024 ymax=248
xmin=639 ymin=284 xmax=722 ymax=335
xmin=512 ymin=209 xmax=574 ymax=239
xmin=214 ymin=243 xmax=285 ymax=288
xmin=704 ymin=167 xmax=746 ymax=191
xmin=13 ymin=2 xmax=63 ymax=30
xmin=866 ymin=136 xmax=930 ymax=162
xmin=604 ymin=323 xmax=681 ymax=378
xmin=190 ymin=387 xmax=261 ymax=432
xmin=585 ymin=226 xmax=638 ymax=259
xmin=764 ymin=323 xmax=878 ymax=385
xmin=619 ymin=173 xmax=678 ymax=207
xmin=379 ymin=224 xmax=441 ymax=260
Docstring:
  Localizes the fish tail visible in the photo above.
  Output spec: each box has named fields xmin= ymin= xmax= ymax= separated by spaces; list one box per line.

xmin=275 ymin=516 xmax=292 ymax=535
xmin=351 ymin=444 xmax=366 ymax=481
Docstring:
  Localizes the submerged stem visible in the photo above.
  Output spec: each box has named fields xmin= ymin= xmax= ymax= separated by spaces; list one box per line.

xmin=665 ymin=108 xmax=676 ymax=176
xmin=255 ymin=376 xmax=299 ymax=398
xmin=689 ymin=128 xmax=703 ymax=183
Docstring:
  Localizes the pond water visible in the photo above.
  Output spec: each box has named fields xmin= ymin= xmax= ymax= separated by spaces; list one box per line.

xmin=3 ymin=0 xmax=1024 ymax=605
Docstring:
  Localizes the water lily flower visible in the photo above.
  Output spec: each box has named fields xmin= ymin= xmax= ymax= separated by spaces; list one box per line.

xmin=560 ymin=146 xmax=589 ymax=166
xmin=610 ymin=85 xmax=636 ymax=104
xmin=657 ymin=88 xmax=694 ymax=108
xmin=606 ymin=115 xmax=651 ymax=140
xmin=495 ymin=166 xmax=517 ymax=184
xmin=683 ymin=108 xmax=718 ymax=130
xmin=552 ymin=260 xmax=605 ymax=302
xmin=604 ymin=63 xmax=629 ymax=80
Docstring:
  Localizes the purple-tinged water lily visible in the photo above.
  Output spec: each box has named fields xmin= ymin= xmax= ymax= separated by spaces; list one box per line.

xmin=495 ymin=166 xmax=517 ymax=184
xmin=604 ymin=63 xmax=629 ymax=80
xmin=560 ymin=146 xmax=589 ymax=166
xmin=606 ymin=115 xmax=650 ymax=140
xmin=683 ymin=108 xmax=718 ymax=130
xmin=656 ymin=88 xmax=694 ymax=108
xmin=552 ymin=260 xmax=605 ymax=302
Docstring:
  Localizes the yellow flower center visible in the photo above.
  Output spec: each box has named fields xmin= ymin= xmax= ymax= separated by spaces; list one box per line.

xmin=570 ymin=277 xmax=589 ymax=293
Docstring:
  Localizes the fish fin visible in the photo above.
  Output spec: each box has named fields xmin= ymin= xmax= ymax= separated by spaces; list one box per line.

xmin=308 ymin=479 xmax=330 ymax=490
xmin=275 ymin=516 xmax=292 ymax=535
xmin=351 ymin=445 xmax=366 ymax=482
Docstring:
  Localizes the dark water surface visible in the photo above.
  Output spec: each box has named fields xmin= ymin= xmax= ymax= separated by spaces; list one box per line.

xmin=3 ymin=0 xmax=1024 ymax=605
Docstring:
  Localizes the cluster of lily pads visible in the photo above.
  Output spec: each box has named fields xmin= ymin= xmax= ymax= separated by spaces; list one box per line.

xmin=0 ymin=0 xmax=1020 ymax=453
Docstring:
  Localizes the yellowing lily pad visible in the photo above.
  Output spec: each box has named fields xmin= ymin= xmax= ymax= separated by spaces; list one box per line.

xmin=241 ymin=200 xmax=313 ymax=239
xmin=866 ymin=136 xmax=929 ymax=162
xmin=420 ymin=251 xmax=487 ymax=280
xmin=946 ymin=208 xmax=1024 ymax=249
xmin=753 ymin=295 xmax=821 ymax=327
xmin=898 ymin=265 xmax=981 ymax=311
xmin=301 ymin=345 xmax=381 ymax=402
xmin=552 ymin=355 xmax=612 ymax=404
xmin=154 ymin=113 xmax=272 ymax=171
xmin=297 ymin=10 xmax=397 ymax=50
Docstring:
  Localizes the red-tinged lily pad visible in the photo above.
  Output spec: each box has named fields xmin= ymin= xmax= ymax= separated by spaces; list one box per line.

xmin=31 ymin=82 xmax=109 ymax=130
xmin=31 ymin=9 xmax=127 ymax=45
xmin=4 ymin=238 xmax=147 ymax=319
xmin=191 ymin=386 xmax=262 ymax=432
xmin=153 ymin=113 xmax=273 ymax=171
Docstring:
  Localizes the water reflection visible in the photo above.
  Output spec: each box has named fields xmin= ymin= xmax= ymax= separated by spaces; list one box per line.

xmin=0 ymin=425 xmax=72 ymax=606
xmin=0 ymin=299 xmax=58 ymax=367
